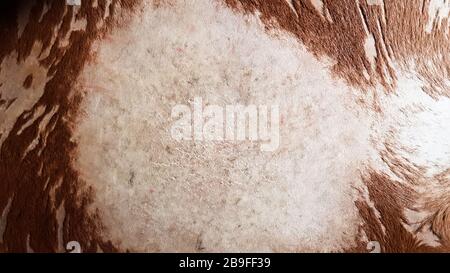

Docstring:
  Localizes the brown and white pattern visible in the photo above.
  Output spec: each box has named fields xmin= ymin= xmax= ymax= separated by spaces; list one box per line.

xmin=0 ymin=0 xmax=449 ymax=252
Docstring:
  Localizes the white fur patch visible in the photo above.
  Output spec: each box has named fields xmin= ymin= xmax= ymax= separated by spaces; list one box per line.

xmin=73 ymin=0 xmax=373 ymax=252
